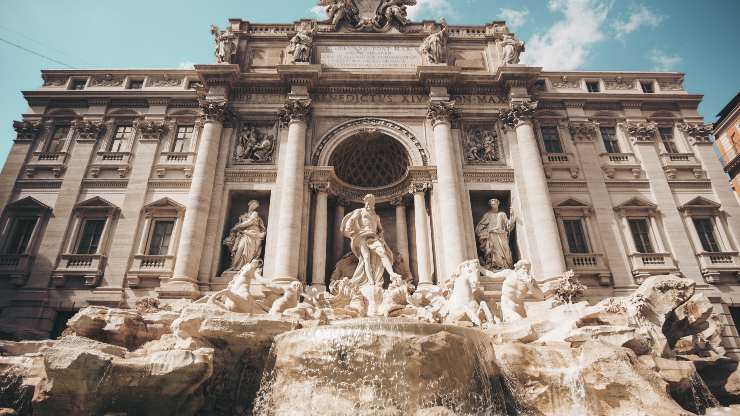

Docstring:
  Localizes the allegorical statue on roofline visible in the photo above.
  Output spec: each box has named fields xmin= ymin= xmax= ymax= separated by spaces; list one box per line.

xmin=210 ymin=25 xmax=237 ymax=64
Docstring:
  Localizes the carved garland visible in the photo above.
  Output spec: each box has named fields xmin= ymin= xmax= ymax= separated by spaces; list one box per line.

xmin=134 ymin=120 xmax=168 ymax=141
xmin=73 ymin=120 xmax=107 ymax=141
xmin=311 ymin=117 xmax=429 ymax=166
xmin=624 ymin=121 xmax=658 ymax=143
xmin=13 ymin=120 xmax=43 ymax=142
xmin=569 ymin=121 xmax=600 ymax=142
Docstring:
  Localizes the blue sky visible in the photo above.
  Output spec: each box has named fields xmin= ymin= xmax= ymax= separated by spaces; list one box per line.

xmin=1 ymin=0 xmax=738 ymax=165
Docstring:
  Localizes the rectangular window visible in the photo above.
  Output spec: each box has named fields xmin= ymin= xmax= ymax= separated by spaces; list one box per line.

xmin=76 ymin=219 xmax=106 ymax=255
xmin=600 ymin=127 xmax=621 ymax=153
xmin=172 ymin=126 xmax=194 ymax=153
xmin=563 ymin=219 xmax=589 ymax=253
xmin=2 ymin=218 xmax=38 ymax=254
xmin=586 ymin=81 xmax=600 ymax=93
xmin=541 ymin=126 xmax=564 ymax=153
xmin=127 ymin=80 xmax=144 ymax=89
xmin=47 ymin=126 xmax=69 ymax=153
xmin=658 ymin=127 xmax=679 ymax=153
xmin=629 ymin=218 xmax=655 ymax=254
xmin=109 ymin=125 xmax=133 ymax=152
xmin=693 ymin=218 xmax=721 ymax=252
xmin=147 ymin=220 xmax=175 ymax=255
xmin=187 ymin=80 xmax=202 ymax=90
xmin=70 ymin=80 xmax=86 ymax=90
xmin=640 ymin=81 xmax=655 ymax=93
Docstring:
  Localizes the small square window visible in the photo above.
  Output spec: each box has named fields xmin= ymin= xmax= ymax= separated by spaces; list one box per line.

xmin=70 ymin=79 xmax=87 ymax=90
xmin=586 ymin=81 xmax=600 ymax=93
xmin=187 ymin=80 xmax=203 ymax=90
xmin=128 ymin=80 xmax=144 ymax=89
xmin=640 ymin=81 xmax=655 ymax=94
xmin=534 ymin=79 xmax=547 ymax=90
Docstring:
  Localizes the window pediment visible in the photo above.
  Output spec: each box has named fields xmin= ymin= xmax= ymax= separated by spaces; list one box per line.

xmin=143 ymin=198 xmax=185 ymax=214
xmin=5 ymin=196 xmax=51 ymax=212
xmin=614 ymin=197 xmax=658 ymax=216
xmin=555 ymin=198 xmax=593 ymax=216
xmin=679 ymin=196 xmax=721 ymax=216
xmin=75 ymin=196 xmax=119 ymax=214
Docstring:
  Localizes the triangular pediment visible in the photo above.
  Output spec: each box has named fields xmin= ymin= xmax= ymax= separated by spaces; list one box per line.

xmin=6 ymin=196 xmax=51 ymax=211
xmin=615 ymin=197 xmax=657 ymax=210
xmin=557 ymin=198 xmax=591 ymax=208
xmin=680 ymin=196 xmax=721 ymax=210
xmin=143 ymin=197 xmax=185 ymax=212
xmin=76 ymin=196 xmax=118 ymax=209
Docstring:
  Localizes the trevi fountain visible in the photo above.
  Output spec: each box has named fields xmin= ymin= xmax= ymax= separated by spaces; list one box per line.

xmin=0 ymin=1 xmax=739 ymax=415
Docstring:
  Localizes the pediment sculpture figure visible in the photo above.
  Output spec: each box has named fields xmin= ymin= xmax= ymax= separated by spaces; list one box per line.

xmin=475 ymin=198 xmax=516 ymax=270
xmin=287 ymin=26 xmax=316 ymax=63
xmin=420 ymin=20 xmax=448 ymax=64
xmin=501 ymin=33 xmax=525 ymax=65
xmin=210 ymin=25 xmax=237 ymax=64
xmin=341 ymin=194 xmax=402 ymax=287
xmin=223 ymin=200 xmax=266 ymax=271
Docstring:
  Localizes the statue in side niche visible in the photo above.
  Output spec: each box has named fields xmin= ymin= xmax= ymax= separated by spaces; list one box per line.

xmin=475 ymin=198 xmax=516 ymax=270
xmin=341 ymin=194 xmax=402 ymax=287
xmin=501 ymin=33 xmax=525 ymax=65
xmin=420 ymin=19 xmax=448 ymax=64
xmin=223 ymin=200 xmax=266 ymax=271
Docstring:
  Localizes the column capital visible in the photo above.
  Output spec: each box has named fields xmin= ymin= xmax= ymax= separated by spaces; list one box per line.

xmin=679 ymin=122 xmax=714 ymax=145
xmin=427 ymin=100 xmax=460 ymax=126
xmin=390 ymin=197 xmax=407 ymax=207
xmin=568 ymin=121 xmax=599 ymax=142
xmin=409 ymin=181 xmax=432 ymax=194
xmin=12 ymin=120 xmax=43 ymax=142
xmin=500 ymin=100 xmax=537 ymax=129
xmin=279 ymin=99 xmax=312 ymax=127
xmin=134 ymin=119 xmax=169 ymax=141
xmin=310 ymin=182 xmax=330 ymax=194
xmin=198 ymin=98 xmax=232 ymax=123
xmin=72 ymin=120 xmax=107 ymax=142
xmin=622 ymin=121 xmax=658 ymax=144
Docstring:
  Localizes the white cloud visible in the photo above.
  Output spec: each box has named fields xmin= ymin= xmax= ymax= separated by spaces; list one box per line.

xmin=522 ymin=0 xmax=611 ymax=70
xmin=648 ymin=49 xmax=681 ymax=71
xmin=612 ymin=5 xmax=664 ymax=39
xmin=178 ymin=61 xmax=195 ymax=69
xmin=309 ymin=5 xmax=328 ymax=20
xmin=407 ymin=0 xmax=454 ymax=21
xmin=498 ymin=8 xmax=529 ymax=30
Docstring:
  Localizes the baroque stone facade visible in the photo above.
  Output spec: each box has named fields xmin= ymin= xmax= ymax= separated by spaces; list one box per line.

xmin=1 ymin=3 xmax=740 ymax=360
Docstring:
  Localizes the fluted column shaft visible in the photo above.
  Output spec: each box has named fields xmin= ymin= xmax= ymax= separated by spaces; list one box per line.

xmin=513 ymin=118 xmax=566 ymax=278
xmin=432 ymin=118 xmax=467 ymax=276
xmin=311 ymin=187 xmax=328 ymax=290
xmin=393 ymin=200 xmax=411 ymax=278
xmin=172 ymin=118 xmax=223 ymax=287
xmin=273 ymin=116 xmax=308 ymax=280
xmin=333 ymin=203 xmax=346 ymax=263
xmin=413 ymin=188 xmax=433 ymax=286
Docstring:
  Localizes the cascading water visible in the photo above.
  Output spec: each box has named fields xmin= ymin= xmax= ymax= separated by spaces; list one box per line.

xmin=252 ymin=318 xmax=511 ymax=415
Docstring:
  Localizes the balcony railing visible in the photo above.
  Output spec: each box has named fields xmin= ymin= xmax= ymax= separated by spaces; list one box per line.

xmin=0 ymin=254 xmax=33 ymax=286
xmin=53 ymin=254 xmax=107 ymax=287
xmin=697 ymin=252 xmax=740 ymax=282
xmin=628 ymin=252 xmax=678 ymax=279
xmin=545 ymin=153 xmax=573 ymax=164
xmin=565 ymin=253 xmax=608 ymax=272
xmin=126 ymin=255 xmax=175 ymax=287
xmin=600 ymin=152 xmax=638 ymax=164
xmin=659 ymin=153 xmax=699 ymax=166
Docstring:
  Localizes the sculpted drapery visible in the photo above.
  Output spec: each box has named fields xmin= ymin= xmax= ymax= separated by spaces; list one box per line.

xmin=340 ymin=194 xmax=401 ymax=286
xmin=475 ymin=198 xmax=515 ymax=270
xmin=224 ymin=200 xmax=266 ymax=271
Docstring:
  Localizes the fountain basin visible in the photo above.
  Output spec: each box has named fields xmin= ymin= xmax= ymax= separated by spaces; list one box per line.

xmin=254 ymin=318 xmax=506 ymax=415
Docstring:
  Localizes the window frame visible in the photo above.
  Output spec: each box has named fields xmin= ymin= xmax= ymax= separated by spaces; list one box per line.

xmin=628 ymin=218 xmax=656 ymax=254
xmin=585 ymin=80 xmax=601 ymax=93
xmin=108 ymin=124 xmax=134 ymax=153
xmin=145 ymin=218 xmax=177 ymax=256
xmin=74 ymin=218 xmax=107 ymax=255
xmin=127 ymin=79 xmax=144 ymax=90
xmin=63 ymin=197 xmax=119 ymax=257
xmin=657 ymin=126 xmax=680 ymax=154
xmin=679 ymin=197 xmax=735 ymax=255
xmin=171 ymin=125 xmax=195 ymax=153
xmin=69 ymin=79 xmax=87 ymax=90
xmin=562 ymin=218 xmax=591 ymax=254
xmin=540 ymin=125 xmax=564 ymax=154
xmin=640 ymin=81 xmax=655 ymax=94
xmin=599 ymin=126 xmax=621 ymax=154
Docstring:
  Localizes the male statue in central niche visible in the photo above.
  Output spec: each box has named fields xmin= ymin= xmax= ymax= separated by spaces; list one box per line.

xmin=341 ymin=194 xmax=402 ymax=286
xmin=475 ymin=198 xmax=516 ymax=270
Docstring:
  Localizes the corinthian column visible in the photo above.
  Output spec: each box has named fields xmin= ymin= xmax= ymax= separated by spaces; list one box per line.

xmin=167 ymin=100 xmax=227 ymax=296
xmin=272 ymin=99 xmax=311 ymax=282
xmin=310 ymin=183 xmax=329 ymax=291
xmin=391 ymin=197 xmax=411 ymax=279
xmin=411 ymin=182 xmax=433 ymax=287
xmin=428 ymin=101 xmax=467 ymax=279
xmin=502 ymin=100 xmax=565 ymax=278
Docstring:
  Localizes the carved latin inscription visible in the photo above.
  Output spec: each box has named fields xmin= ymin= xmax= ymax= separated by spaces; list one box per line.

xmin=318 ymin=46 xmax=420 ymax=69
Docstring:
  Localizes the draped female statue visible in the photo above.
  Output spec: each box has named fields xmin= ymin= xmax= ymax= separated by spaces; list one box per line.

xmin=223 ymin=200 xmax=266 ymax=271
xmin=475 ymin=198 xmax=516 ymax=270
